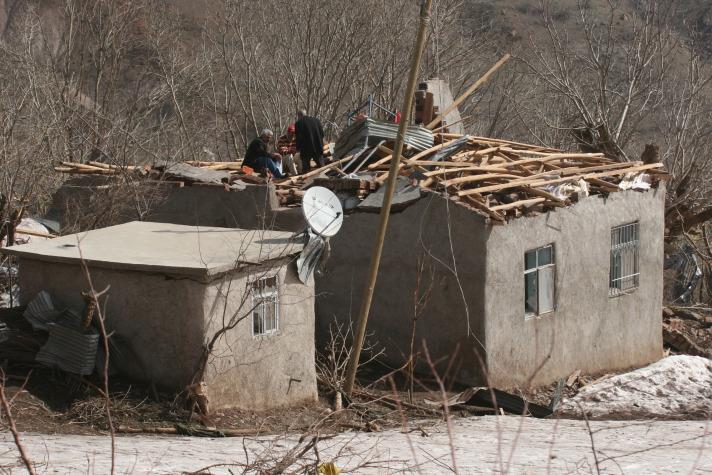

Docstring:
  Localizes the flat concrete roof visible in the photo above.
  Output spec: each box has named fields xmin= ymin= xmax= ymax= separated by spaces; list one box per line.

xmin=2 ymin=221 xmax=299 ymax=277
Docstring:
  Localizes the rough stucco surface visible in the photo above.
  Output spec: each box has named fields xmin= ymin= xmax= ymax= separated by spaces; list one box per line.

xmin=48 ymin=177 xmax=305 ymax=232
xmin=147 ymin=184 xmax=279 ymax=229
xmin=316 ymin=191 xmax=489 ymax=383
xmin=484 ymin=187 xmax=665 ymax=387
xmin=18 ymin=260 xmax=206 ymax=387
xmin=317 ymin=186 xmax=665 ymax=388
xmin=203 ymin=264 xmax=317 ymax=410
xmin=17 ymin=259 xmax=317 ymax=410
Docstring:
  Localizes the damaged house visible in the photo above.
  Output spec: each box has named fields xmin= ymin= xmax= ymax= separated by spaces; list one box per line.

xmin=2 ymin=221 xmax=317 ymax=410
xmin=40 ymin=110 xmax=668 ymax=389
xmin=313 ymin=134 xmax=667 ymax=388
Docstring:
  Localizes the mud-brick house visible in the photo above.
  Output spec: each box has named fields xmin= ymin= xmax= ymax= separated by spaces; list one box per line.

xmin=3 ymin=221 xmax=316 ymax=410
xmin=316 ymin=138 xmax=667 ymax=388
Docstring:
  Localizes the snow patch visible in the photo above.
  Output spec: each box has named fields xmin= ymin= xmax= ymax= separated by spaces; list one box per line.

xmin=557 ymin=356 xmax=712 ymax=419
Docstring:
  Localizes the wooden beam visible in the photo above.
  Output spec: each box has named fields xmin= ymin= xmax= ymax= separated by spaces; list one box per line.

xmin=440 ymin=173 xmax=522 ymax=187
xmin=515 ymin=186 xmax=567 ymax=206
xmin=468 ymin=136 xmax=561 ymax=153
xmin=462 ymin=196 xmax=506 ymax=221
xmin=457 ymin=163 xmax=664 ymax=197
xmin=426 ymin=54 xmax=512 ymax=130
xmin=490 ymin=197 xmax=546 ymax=211
xmin=280 ymin=155 xmax=355 ymax=186
xmin=443 ymin=160 xmax=645 ymax=188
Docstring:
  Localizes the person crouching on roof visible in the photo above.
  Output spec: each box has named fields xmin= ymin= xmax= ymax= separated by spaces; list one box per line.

xmin=243 ymin=129 xmax=287 ymax=179
xmin=277 ymin=124 xmax=299 ymax=175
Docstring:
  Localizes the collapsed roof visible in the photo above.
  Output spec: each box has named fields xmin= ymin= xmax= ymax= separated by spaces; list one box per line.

xmin=277 ymin=129 xmax=667 ymax=223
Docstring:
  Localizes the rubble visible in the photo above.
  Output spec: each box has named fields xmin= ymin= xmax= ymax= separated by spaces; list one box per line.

xmin=276 ymin=130 xmax=667 ymax=214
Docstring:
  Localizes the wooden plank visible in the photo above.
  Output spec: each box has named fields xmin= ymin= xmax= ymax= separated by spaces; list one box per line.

xmin=462 ymin=196 xmax=506 ymax=221
xmin=468 ymin=136 xmax=561 ymax=153
xmin=280 ymin=155 xmax=355 ymax=186
xmin=426 ymin=54 xmax=512 ymax=130
xmin=457 ymin=163 xmax=664 ymax=197
xmin=440 ymin=160 xmax=644 ymax=187
xmin=15 ymin=227 xmax=57 ymax=238
xmin=431 ymin=115 xmax=471 ymax=133
xmin=514 ymin=186 xmax=567 ymax=206
xmin=54 ymin=167 xmax=117 ymax=175
xmin=59 ymin=161 xmax=106 ymax=171
xmin=440 ymin=173 xmax=522 ymax=187
xmin=490 ymin=197 xmax=546 ymax=211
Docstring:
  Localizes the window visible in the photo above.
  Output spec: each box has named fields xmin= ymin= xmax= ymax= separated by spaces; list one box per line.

xmin=524 ymin=244 xmax=556 ymax=317
xmin=610 ymin=222 xmax=639 ymax=295
xmin=252 ymin=276 xmax=279 ymax=336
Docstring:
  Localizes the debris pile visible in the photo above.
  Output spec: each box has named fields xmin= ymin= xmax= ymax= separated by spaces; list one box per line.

xmin=53 ymin=124 xmax=666 ymax=216
xmin=663 ymin=306 xmax=712 ymax=358
xmin=0 ymin=291 xmax=107 ymax=375
xmin=276 ymin=131 xmax=667 ymax=217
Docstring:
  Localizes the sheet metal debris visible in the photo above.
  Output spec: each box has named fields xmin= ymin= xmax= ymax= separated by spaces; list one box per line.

xmin=23 ymin=291 xmax=63 ymax=331
xmin=425 ymin=387 xmax=553 ymax=418
xmin=35 ymin=322 xmax=100 ymax=375
xmin=24 ymin=290 xmax=102 ymax=375
xmin=428 ymin=135 xmax=470 ymax=163
xmin=333 ymin=118 xmax=434 ymax=160
xmin=297 ymin=230 xmax=327 ymax=284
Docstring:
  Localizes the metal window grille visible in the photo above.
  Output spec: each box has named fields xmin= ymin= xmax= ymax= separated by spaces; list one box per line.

xmin=524 ymin=244 xmax=556 ymax=317
xmin=610 ymin=222 xmax=639 ymax=295
xmin=252 ymin=276 xmax=279 ymax=336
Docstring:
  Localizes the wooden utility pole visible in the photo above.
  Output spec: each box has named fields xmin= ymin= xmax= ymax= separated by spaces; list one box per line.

xmin=343 ymin=0 xmax=434 ymax=396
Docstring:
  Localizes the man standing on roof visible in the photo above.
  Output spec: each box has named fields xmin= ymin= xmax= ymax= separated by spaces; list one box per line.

xmin=294 ymin=109 xmax=325 ymax=174
xmin=243 ymin=129 xmax=287 ymax=179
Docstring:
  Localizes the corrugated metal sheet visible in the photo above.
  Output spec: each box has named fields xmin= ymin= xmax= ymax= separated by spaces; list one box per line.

xmin=333 ymin=119 xmax=434 ymax=160
xmin=430 ymin=135 xmax=471 ymax=162
xmin=23 ymin=291 xmax=62 ymax=331
xmin=35 ymin=323 xmax=99 ymax=375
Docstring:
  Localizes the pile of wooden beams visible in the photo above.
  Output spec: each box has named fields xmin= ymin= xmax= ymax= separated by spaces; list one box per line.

xmin=54 ymin=160 xmax=244 ymax=176
xmin=364 ymin=133 xmax=667 ymax=222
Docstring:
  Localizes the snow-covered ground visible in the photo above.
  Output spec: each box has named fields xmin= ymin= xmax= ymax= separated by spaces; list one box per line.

xmin=558 ymin=355 xmax=712 ymax=419
xmin=1 ymin=417 xmax=710 ymax=474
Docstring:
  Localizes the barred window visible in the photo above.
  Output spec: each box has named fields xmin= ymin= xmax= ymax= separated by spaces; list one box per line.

xmin=524 ymin=244 xmax=556 ymax=317
xmin=610 ymin=222 xmax=639 ymax=295
xmin=252 ymin=276 xmax=279 ymax=336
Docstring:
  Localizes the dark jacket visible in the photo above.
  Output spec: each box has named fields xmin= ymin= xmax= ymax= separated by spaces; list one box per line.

xmin=244 ymin=138 xmax=269 ymax=170
xmin=295 ymin=116 xmax=324 ymax=157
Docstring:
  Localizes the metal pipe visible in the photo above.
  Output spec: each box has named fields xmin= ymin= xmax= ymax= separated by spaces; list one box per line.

xmin=343 ymin=0 xmax=434 ymax=396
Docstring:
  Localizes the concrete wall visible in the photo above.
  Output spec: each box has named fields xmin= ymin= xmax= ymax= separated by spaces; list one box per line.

xmin=18 ymin=259 xmax=318 ymax=410
xmin=48 ymin=176 xmax=305 ymax=232
xmin=203 ymin=263 xmax=318 ymax=410
xmin=318 ymin=187 xmax=665 ymax=388
xmin=316 ymin=191 xmax=490 ymax=383
xmin=484 ymin=187 xmax=665 ymax=388
xmin=147 ymin=184 xmax=278 ymax=229
xmin=18 ymin=260 xmax=206 ymax=387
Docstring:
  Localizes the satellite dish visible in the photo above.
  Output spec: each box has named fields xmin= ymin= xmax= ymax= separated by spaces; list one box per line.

xmin=302 ymin=186 xmax=343 ymax=237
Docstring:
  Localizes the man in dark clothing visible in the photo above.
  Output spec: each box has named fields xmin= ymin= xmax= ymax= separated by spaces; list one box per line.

xmin=294 ymin=110 xmax=325 ymax=174
xmin=243 ymin=129 xmax=286 ymax=179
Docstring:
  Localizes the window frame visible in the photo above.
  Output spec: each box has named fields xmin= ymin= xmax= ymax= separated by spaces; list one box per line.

xmin=609 ymin=222 xmax=640 ymax=296
xmin=251 ymin=275 xmax=280 ymax=337
xmin=524 ymin=244 xmax=556 ymax=319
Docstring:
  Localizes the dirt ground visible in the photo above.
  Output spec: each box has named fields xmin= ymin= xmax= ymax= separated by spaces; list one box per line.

xmin=2 ymin=304 xmax=710 ymax=438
